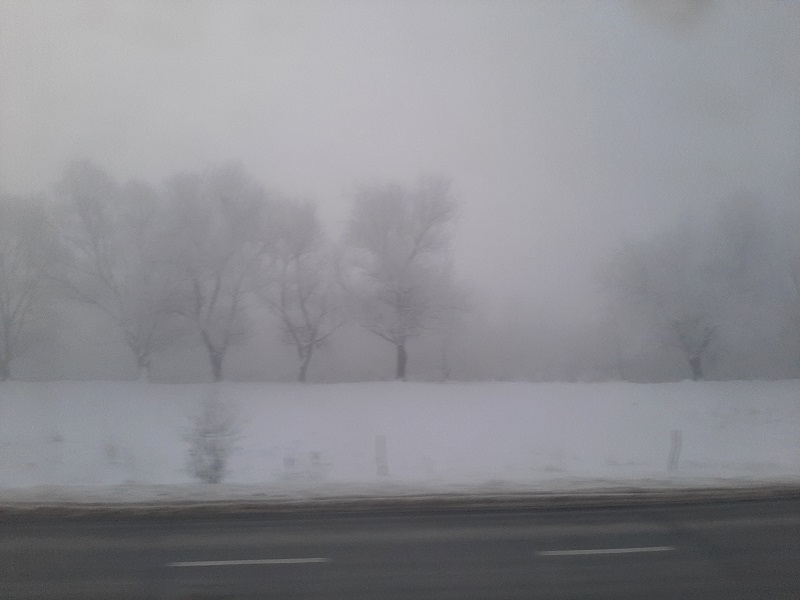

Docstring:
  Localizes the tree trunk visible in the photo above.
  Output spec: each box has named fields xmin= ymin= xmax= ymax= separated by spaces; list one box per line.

xmin=395 ymin=342 xmax=407 ymax=381
xmin=298 ymin=349 xmax=313 ymax=383
xmin=440 ymin=340 xmax=450 ymax=382
xmin=136 ymin=356 xmax=152 ymax=382
xmin=613 ymin=319 xmax=626 ymax=382
xmin=0 ymin=357 xmax=9 ymax=381
xmin=201 ymin=331 xmax=225 ymax=382
xmin=210 ymin=350 xmax=223 ymax=382
xmin=688 ymin=355 xmax=703 ymax=381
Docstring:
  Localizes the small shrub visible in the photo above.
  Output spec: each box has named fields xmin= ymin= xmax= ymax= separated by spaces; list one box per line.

xmin=183 ymin=389 xmax=242 ymax=484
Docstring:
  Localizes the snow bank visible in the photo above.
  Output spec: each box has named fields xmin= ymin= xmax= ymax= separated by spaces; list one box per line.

xmin=0 ymin=380 xmax=798 ymax=504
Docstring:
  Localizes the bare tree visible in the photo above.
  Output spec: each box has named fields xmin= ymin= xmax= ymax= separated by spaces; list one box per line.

xmin=257 ymin=201 xmax=345 ymax=382
xmin=668 ymin=315 xmax=716 ymax=381
xmin=54 ymin=160 xmax=184 ymax=381
xmin=606 ymin=199 xmax=777 ymax=382
xmin=0 ymin=196 xmax=55 ymax=380
xmin=344 ymin=174 xmax=460 ymax=380
xmin=165 ymin=163 xmax=268 ymax=381
xmin=610 ymin=224 xmax=722 ymax=382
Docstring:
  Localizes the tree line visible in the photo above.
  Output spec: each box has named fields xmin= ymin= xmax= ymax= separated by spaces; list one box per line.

xmin=2 ymin=161 xmax=798 ymax=384
xmin=0 ymin=160 xmax=462 ymax=382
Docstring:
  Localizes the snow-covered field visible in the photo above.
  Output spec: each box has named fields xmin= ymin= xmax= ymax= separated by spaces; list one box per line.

xmin=0 ymin=380 xmax=798 ymax=505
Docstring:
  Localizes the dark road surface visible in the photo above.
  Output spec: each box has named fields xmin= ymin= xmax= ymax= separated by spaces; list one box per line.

xmin=1 ymin=499 xmax=799 ymax=599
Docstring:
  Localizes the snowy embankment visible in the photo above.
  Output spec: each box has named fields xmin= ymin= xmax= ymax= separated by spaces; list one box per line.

xmin=0 ymin=380 xmax=798 ymax=509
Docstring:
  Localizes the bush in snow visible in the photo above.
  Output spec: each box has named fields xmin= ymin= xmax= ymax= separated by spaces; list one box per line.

xmin=183 ymin=389 xmax=241 ymax=484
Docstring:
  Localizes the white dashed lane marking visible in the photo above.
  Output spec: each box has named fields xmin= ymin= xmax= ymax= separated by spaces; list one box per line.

xmin=537 ymin=546 xmax=675 ymax=556
xmin=168 ymin=546 xmax=675 ymax=567
xmin=167 ymin=558 xmax=331 ymax=567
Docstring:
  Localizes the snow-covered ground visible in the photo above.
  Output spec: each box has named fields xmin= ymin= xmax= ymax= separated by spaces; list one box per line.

xmin=0 ymin=380 xmax=798 ymax=505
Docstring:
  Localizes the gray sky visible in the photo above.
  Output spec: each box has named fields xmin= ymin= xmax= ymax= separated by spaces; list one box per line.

xmin=2 ymin=0 xmax=798 ymax=321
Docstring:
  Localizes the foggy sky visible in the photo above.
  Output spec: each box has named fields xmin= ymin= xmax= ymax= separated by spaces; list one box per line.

xmin=1 ymin=0 xmax=798 ymax=323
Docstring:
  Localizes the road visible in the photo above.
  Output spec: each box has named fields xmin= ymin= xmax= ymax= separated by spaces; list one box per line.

xmin=1 ymin=499 xmax=799 ymax=599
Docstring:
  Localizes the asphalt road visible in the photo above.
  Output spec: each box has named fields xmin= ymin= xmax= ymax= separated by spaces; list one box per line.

xmin=1 ymin=499 xmax=799 ymax=599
